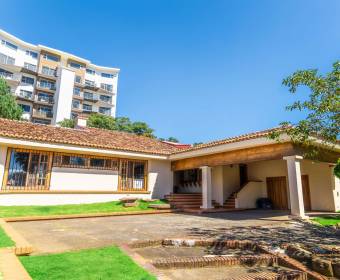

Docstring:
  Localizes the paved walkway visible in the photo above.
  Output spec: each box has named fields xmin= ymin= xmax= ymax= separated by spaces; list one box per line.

xmin=10 ymin=210 xmax=291 ymax=254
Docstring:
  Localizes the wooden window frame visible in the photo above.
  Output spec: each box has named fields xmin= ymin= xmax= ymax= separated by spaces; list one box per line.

xmin=118 ymin=159 xmax=148 ymax=192
xmin=2 ymin=148 xmax=53 ymax=191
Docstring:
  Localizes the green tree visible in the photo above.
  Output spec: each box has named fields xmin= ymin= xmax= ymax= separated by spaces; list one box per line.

xmin=87 ymin=113 xmax=116 ymax=130
xmin=58 ymin=118 xmax=75 ymax=128
xmin=0 ymin=78 xmax=22 ymax=120
xmin=334 ymin=159 xmax=340 ymax=178
xmin=131 ymin=121 xmax=154 ymax=137
xmin=272 ymin=61 xmax=339 ymax=177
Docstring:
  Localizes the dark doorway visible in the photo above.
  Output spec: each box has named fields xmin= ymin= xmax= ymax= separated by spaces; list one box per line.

xmin=239 ymin=164 xmax=248 ymax=186
xmin=266 ymin=176 xmax=289 ymax=210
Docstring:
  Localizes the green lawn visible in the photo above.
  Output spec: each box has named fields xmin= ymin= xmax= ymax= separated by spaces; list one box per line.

xmin=0 ymin=199 xmax=166 ymax=218
xmin=312 ymin=215 xmax=340 ymax=226
xmin=20 ymin=246 xmax=155 ymax=280
xmin=0 ymin=226 xmax=14 ymax=248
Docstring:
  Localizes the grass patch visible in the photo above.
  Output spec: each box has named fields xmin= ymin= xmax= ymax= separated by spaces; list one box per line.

xmin=0 ymin=199 xmax=167 ymax=218
xmin=312 ymin=215 xmax=340 ymax=226
xmin=0 ymin=226 xmax=14 ymax=248
xmin=20 ymin=246 xmax=155 ymax=280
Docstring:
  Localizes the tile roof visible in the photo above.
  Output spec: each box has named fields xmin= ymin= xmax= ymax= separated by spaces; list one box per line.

xmin=0 ymin=118 xmax=181 ymax=155
xmin=172 ymin=127 xmax=284 ymax=154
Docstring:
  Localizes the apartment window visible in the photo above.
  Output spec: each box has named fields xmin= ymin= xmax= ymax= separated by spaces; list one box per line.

xmin=75 ymin=75 xmax=82 ymax=84
xmin=73 ymin=87 xmax=81 ymax=96
xmin=71 ymin=113 xmax=78 ymax=119
xmin=19 ymin=104 xmax=31 ymax=113
xmin=38 ymin=79 xmax=55 ymax=89
xmin=41 ymin=66 xmax=56 ymax=76
xmin=100 ymin=83 xmax=113 ymax=92
xmin=37 ymin=92 xmax=53 ymax=103
xmin=85 ymin=79 xmax=96 ymax=87
xmin=53 ymin=153 xmax=119 ymax=170
xmin=1 ymin=40 xmax=18 ymax=51
xmin=0 ymin=68 xmax=13 ymax=79
xmin=19 ymin=89 xmax=33 ymax=99
xmin=72 ymin=100 xmax=80 ymax=109
xmin=24 ymin=62 xmax=37 ymax=72
xmin=100 ymin=95 xmax=111 ymax=103
xmin=84 ymin=92 xmax=94 ymax=100
xmin=21 ymin=76 xmax=35 ymax=85
xmin=43 ymin=53 xmax=60 ymax=62
xmin=86 ymin=69 xmax=95 ymax=75
xmin=0 ymin=52 xmax=15 ymax=65
xmin=101 ymin=73 xmax=114 ymax=79
xmin=83 ymin=104 xmax=92 ymax=112
xmin=37 ymin=106 xmax=52 ymax=114
xmin=25 ymin=50 xmax=38 ymax=59
xmin=69 ymin=62 xmax=83 ymax=69
xmin=99 ymin=107 xmax=111 ymax=115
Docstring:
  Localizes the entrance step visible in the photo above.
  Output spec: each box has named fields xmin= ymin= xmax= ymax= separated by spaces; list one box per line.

xmin=165 ymin=193 xmax=218 ymax=210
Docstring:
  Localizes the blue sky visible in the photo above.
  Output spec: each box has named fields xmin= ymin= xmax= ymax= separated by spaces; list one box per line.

xmin=2 ymin=0 xmax=339 ymax=143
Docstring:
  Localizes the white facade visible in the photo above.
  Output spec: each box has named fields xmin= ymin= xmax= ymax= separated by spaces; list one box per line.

xmin=0 ymin=29 xmax=120 ymax=124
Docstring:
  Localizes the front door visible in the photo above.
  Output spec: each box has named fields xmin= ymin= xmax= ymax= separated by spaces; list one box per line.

xmin=266 ymin=176 xmax=289 ymax=210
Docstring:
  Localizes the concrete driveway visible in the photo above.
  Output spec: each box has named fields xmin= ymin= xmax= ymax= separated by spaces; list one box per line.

xmin=10 ymin=210 xmax=291 ymax=254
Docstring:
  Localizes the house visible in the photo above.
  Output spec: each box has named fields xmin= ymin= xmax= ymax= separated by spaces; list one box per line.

xmin=0 ymin=117 xmax=339 ymax=219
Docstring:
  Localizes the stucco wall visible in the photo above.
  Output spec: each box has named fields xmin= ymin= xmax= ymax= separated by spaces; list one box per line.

xmin=236 ymin=181 xmax=265 ymax=209
xmin=148 ymin=159 xmax=173 ymax=199
xmin=222 ymin=164 xmax=240 ymax=201
xmin=212 ymin=166 xmax=224 ymax=205
xmin=50 ymin=167 xmax=118 ymax=191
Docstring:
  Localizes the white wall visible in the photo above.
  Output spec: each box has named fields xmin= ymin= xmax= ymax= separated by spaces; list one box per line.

xmin=53 ymin=67 xmax=75 ymax=124
xmin=236 ymin=181 xmax=265 ymax=209
xmin=212 ymin=166 xmax=224 ymax=205
xmin=148 ymin=160 xmax=173 ymax=198
xmin=50 ymin=167 xmax=118 ymax=191
xmin=222 ymin=164 xmax=240 ymax=201
xmin=0 ymin=146 xmax=7 ymax=188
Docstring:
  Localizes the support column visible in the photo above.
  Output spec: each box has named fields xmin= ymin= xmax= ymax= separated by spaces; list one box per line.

xmin=283 ymin=155 xmax=307 ymax=219
xmin=200 ymin=166 xmax=213 ymax=209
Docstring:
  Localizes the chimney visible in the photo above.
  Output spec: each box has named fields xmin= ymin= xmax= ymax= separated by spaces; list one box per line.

xmin=75 ymin=115 xmax=87 ymax=129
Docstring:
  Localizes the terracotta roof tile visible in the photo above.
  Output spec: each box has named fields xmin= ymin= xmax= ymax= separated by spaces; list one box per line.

xmin=0 ymin=118 xmax=181 ymax=155
xmin=172 ymin=127 xmax=284 ymax=154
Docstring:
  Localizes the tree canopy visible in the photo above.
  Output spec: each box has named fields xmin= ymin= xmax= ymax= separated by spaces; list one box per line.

xmin=59 ymin=114 xmax=156 ymax=138
xmin=272 ymin=61 xmax=340 ymax=177
xmin=0 ymin=78 xmax=22 ymax=120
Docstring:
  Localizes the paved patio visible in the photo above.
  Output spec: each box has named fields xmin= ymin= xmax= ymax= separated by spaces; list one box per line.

xmin=9 ymin=210 xmax=339 ymax=256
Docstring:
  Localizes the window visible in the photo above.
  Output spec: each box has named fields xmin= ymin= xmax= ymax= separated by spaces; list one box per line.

xmin=41 ymin=66 xmax=56 ymax=76
xmin=119 ymin=160 xmax=147 ymax=191
xmin=100 ymin=83 xmax=113 ymax=92
xmin=72 ymin=100 xmax=80 ymax=109
xmin=38 ymin=79 xmax=55 ymax=90
xmin=24 ymin=62 xmax=37 ymax=72
xmin=53 ymin=153 xmax=119 ymax=170
xmin=83 ymin=104 xmax=92 ymax=112
xmin=99 ymin=107 xmax=111 ymax=115
xmin=21 ymin=76 xmax=35 ymax=85
xmin=84 ymin=92 xmax=94 ymax=100
xmin=0 ymin=68 xmax=13 ymax=79
xmin=86 ymin=69 xmax=95 ymax=75
xmin=37 ymin=92 xmax=53 ymax=103
xmin=3 ymin=148 xmax=51 ymax=190
xmin=69 ymin=62 xmax=83 ymax=69
xmin=19 ymin=89 xmax=33 ymax=99
xmin=43 ymin=53 xmax=60 ymax=62
xmin=33 ymin=119 xmax=51 ymax=125
xmin=19 ymin=104 xmax=31 ymax=113
xmin=0 ymin=52 xmax=15 ymax=65
xmin=1 ymin=39 xmax=18 ymax=50
xmin=100 ymin=95 xmax=111 ymax=103
xmin=73 ymin=87 xmax=81 ymax=96
xmin=85 ymin=79 xmax=96 ymax=87
xmin=101 ymin=73 xmax=114 ymax=79
xmin=25 ymin=50 xmax=38 ymax=59
xmin=75 ymin=75 xmax=82 ymax=84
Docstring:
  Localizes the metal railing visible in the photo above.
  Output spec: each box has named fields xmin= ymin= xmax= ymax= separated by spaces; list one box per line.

xmin=32 ymin=109 xmax=53 ymax=118
xmin=16 ymin=91 xmax=33 ymax=100
xmin=37 ymin=82 xmax=56 ymax=91
xmin=35 ymin=95 xmax=54 ymax=104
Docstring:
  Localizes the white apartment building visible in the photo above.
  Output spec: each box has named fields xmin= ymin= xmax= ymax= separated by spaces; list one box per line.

xmin=0 ymin=29 xmax=119 ymax=125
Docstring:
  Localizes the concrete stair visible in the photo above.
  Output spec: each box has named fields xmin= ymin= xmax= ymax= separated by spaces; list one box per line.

xmin=223 ymin=192 xmax=237 ymax=209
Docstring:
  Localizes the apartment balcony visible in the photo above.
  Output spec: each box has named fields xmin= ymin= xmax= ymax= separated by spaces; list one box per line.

xmin=21 ymin=64 xmax=37 ymax=75
xmin=34 ymin=95 xmax=54 ymax=106
xmin=38 ymin=69 xmax=57 ymax=81
xmin=82 ymin=106 xmax=98 ymax=114
xmin=32 ymin=109 xmax=53 ymax=119
xmin=0 ymin=71 xmax=20 ymax=86
xmin=15 ymin=91 xmax=33 ymax=101
xmin=36 ymin=82 xmax=56 ymax=93
xmin=83 ymin=94 xmax=99 ymax=102
xmin=84 ymin=80 xmax=99 ymax=91
xmin=73 ymin=92 xmax=84 ymax=100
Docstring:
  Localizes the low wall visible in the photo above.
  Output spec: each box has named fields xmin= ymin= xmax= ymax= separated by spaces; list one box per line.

xmin=236 ymin=181 xmax=265 ymax=209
